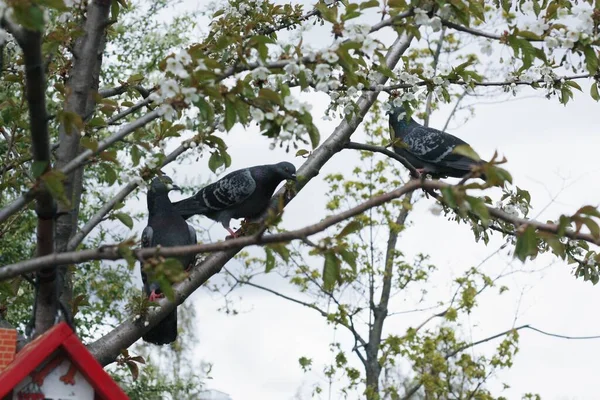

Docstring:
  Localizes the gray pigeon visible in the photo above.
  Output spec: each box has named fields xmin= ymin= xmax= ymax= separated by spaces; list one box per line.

xmin=141 ymin=176 xmax=197 ymax=345
xmin=172 ymin=162 xmax=297 ymax=237
xmin=388 ymin=105 xmax=485 ymax=179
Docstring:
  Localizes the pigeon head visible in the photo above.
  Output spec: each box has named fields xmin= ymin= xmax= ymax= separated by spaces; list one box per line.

xmin=273 ymin=161 xmax=297 ymax=181
xmin=150 ymin=175 xmax=180 ymax=194
xmin=388 ymin=104 xmax=408 ymax=123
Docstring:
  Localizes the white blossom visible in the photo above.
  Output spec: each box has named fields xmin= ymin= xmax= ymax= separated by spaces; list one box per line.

xmin=189 ymin=141 xmax=197 ymax=148
xmin=361 ymin=37 xmax=378 ymax=54
xmin=314 ymin=64 xmax=332 ymax=79
xmin=381 ymin=102 xmax=392 ymax=112
xmin=166 ymin=57 xmax=189 ymax=78
xmin=344 ymin=24 xmax=371 ymax=42
xmin=432 ymin=76 xmax=444 ymax=85
xmin=315 ymin=81 xmax=329 ymax=92
xmin=158 ymin=104 xmax=176 ymax=121
xmin=328 ymin=80 xmax=341 ymax=90
xmin=557 ymin=7 xmax=569 ymax=19
xmin=252 ymin=66 xmax=270 ymax=80
xmin=159 ymin=79 xmax=180 ymax=99
xmin=249 ymin=107 xmax=265 ymax=122
xmin=284 ymin=95 xmax=300 ymax=111
xmin=175 ymin=50 xmax=192 ymax=66
xmin=544 ymin=36 xmax=559 ymax=49
xmin=284 ymin=62 xmax=300 ymax=76
xmin=181 ymin=87 xmax=199 ymax=104
xmin=322 ymin=51 xmax=339 ymax=63
xmin=414 ymin=8 xmax=429 ymax=25
xmin=430 ymin=16 xmax=442 ymax=32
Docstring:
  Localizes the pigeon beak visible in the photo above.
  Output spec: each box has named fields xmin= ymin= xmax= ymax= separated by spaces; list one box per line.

xmin=289 ymin=174 xmax=297 ymax=181
xmin=171 ymin=185 xmax=181 ymax=191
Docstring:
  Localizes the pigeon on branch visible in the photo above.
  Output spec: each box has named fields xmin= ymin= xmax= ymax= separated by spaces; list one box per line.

xmin=172 ymin=162 xmax=297 ymax=237
xmin=388 ymin=105 xmax=486 ymax=179
xmin=140 ymin=176 xmax=197 ymax=345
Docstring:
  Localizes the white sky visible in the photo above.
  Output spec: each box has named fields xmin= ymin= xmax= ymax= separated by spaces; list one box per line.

xmin=124 ymin=1 xmax=600 ymax=399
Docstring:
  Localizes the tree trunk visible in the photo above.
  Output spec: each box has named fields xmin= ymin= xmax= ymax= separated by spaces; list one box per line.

xmin=35 ymin=0 xmax=110 ymax=335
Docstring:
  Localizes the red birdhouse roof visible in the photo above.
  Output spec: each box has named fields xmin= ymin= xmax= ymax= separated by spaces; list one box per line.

xmin=0 ymin=322 xmax=128 ymax=399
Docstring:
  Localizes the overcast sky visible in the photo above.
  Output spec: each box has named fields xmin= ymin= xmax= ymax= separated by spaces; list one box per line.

xmin=130 ymin=1 xmax=600 ymax=399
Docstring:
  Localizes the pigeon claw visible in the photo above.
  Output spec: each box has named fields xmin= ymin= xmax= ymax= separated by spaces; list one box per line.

xmin=225 ymin=227 xmax=238 ymax=240
xmin=149 ymin=290 xmax=164 ymax=302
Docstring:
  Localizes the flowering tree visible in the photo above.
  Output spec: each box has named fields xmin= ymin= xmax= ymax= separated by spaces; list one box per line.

xmin=0 ymin=0 xmax=599 ymax=397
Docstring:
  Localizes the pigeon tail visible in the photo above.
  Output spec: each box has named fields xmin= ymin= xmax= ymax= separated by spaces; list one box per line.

xmin=142 ymin=310 xmax=178 ymax=345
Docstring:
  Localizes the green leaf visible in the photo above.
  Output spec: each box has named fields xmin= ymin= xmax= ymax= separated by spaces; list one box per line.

xmin=156 ymin=276 xmax=175 ymax=301
xmin=514 ymin=225 xmax=538 ymax=262
xmin=258 ymin=88 xmax=282 ymax=105
xmin=336 ymin=220 xmax=362 ymax=238
xmin=101 ymin=163 xmax=117 ymax=185
xmin=339 ymin=248 xmax=357 ymax=270
xmin=208 ymin=152 xmax=224 ymax=173
xmin=576 ymin=205 xmax=600 ymax=218
xmin=441 ymin=187 xmax=457 ymax=209
xmin=584 ymin=46 xmax=598 ymax=75
xmin=31 ymin=161 xmax=48 ymax=178
xmin=452 ymin=144 xmax=481 ymax=161
xmin=266 ymin=243 xmax=290 ymax=262
xmin=466 ymin=196 xmax=490 ymax=226
xmin=224 ymin=100 xmax=237 ymax=131
xmin=265 ymin=248 xmax=276 ymax=273
xmin=591 ymin=82 xmax=600 ymax=101
xmin=322 ymin=252 xmax=340 ymax=292
xmin=81 ymin=137 xmax=99 ymax=152
xmin=13 ymin=5 xmax=45 ymax=31
xmin=583 ymin=217 xmax=600 ymax=239
xmin=127 ymin=73 xmax=144 ymax=84
xmin=295 ymin=149 xmax=309 ymax=157
xmin=111 ymin=0 xmax=120 ymax=20
xmin=41 ymin=170 xmax=69 ymax=205
xmin=131 ymin=145 xmax=141 ymax=166
xmin=114 ymin=213 xmax=133 ymax=229
xmin=359 ymin=0 xmax=379 ymax=9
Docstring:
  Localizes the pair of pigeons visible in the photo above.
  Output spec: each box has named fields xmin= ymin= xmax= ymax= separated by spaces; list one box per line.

xmin=141 ymin=162 xmax=297 ymax=345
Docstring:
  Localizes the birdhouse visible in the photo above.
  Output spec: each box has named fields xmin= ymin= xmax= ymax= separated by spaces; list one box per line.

xmin=0 ymin=322 xmax=128 ymax=400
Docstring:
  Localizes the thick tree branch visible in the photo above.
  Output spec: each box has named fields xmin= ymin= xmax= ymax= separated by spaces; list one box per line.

xmin=0 ymin=13 xmax=25 ymax=45
xmin=4 ymin=177 xmax=600 ymax=278
xmin=87 ymin=32 xmax=416 ymax=366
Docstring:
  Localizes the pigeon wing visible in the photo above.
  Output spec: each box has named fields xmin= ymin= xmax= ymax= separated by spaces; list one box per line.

xmin=404 ymin=126 xmax=478 ymax=171
xmin=173 ymin=169 xmax=256 ymax=219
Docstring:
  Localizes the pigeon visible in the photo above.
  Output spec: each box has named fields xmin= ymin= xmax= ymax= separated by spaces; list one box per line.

xmin=388 ymin=105 xmax=485 ymax=179
xmin=140 ymin=176 xmax=197 ymax=345
xmin=172 ymin=162 xmax=297 ymax=237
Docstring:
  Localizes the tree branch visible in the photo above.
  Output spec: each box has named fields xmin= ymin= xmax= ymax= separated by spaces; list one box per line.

xmin=0 ymin=110 xmax=161 ymax=224
xmin=98 ymin=84 xmax=153 ymax=99
xmin=345 ymin=142 xmax=420 ymax=178
xmin=87 ymin=32 xmax=416 ymax=366
xmin=106 ymin=97 xmax=154 ymax=126
xmin=5 ymin=177 xmax=600 ymax=278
